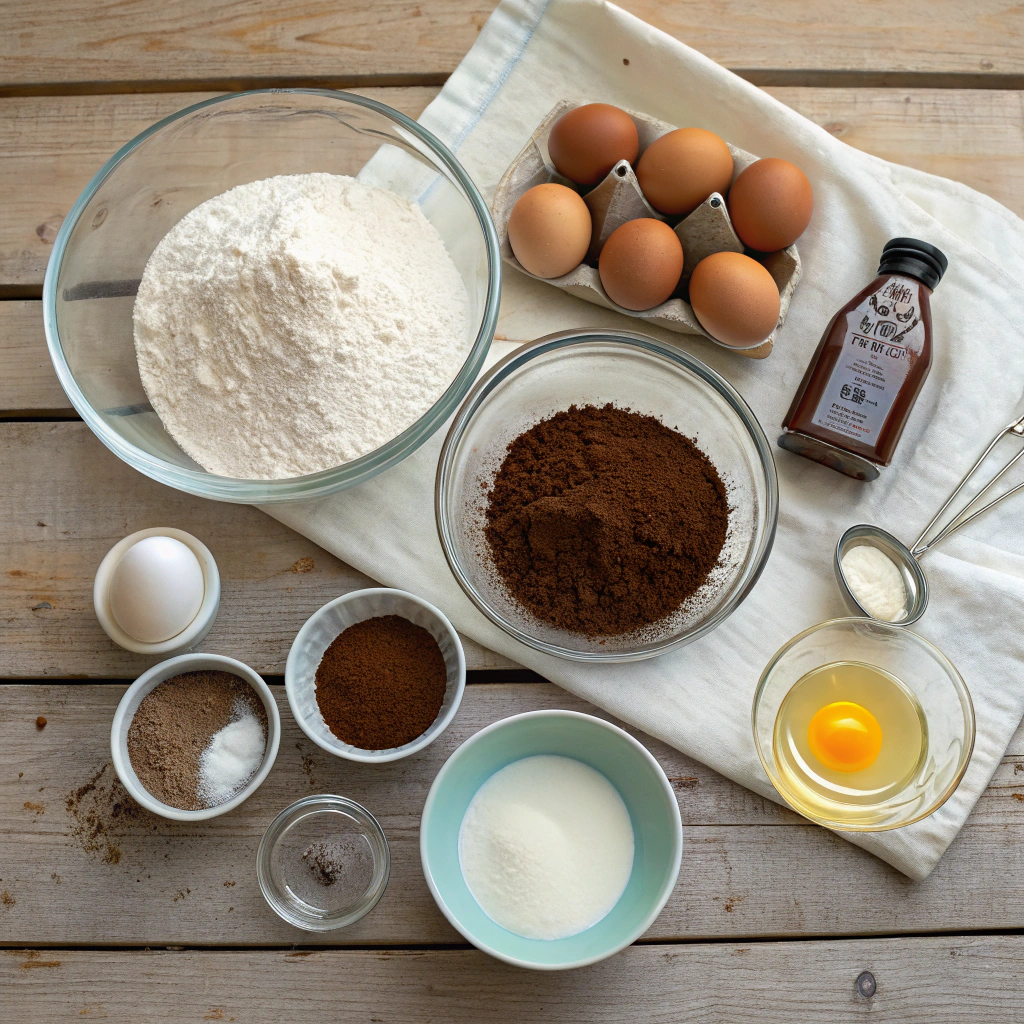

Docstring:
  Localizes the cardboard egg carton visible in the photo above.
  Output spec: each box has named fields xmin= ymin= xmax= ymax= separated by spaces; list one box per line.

xmin=491 ymin=99 xmax=803 ymax=359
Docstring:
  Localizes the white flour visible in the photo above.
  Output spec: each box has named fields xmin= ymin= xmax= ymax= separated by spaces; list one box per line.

xmin=133 ymin=173 xmax=470 ymax=479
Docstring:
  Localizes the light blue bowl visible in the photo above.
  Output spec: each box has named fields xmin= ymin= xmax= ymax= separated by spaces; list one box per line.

xmin=420 ymin=710 xmax=683 ymax=969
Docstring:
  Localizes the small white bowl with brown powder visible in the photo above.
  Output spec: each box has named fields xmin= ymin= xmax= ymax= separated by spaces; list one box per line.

xmin=286 ymin=588 xmax=466 ymax=763
xmin=111 ymin=654 xmax=280 ymax=820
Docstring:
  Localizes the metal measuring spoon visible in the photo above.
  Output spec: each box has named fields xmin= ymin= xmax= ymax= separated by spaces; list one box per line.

xmin=835 ymin=525 xmax=929 ymax=624
xmin=834 ymin=413 xmax=1024 ymax=625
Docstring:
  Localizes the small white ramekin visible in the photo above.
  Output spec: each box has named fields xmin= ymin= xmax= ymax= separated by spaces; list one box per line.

xmin=94 ymin=527 xmax=221 ymax=656
xmin=285 ymin=588 xmax=466 ymax=763
xmin=111 ymin=652 xmax=281 ymax=821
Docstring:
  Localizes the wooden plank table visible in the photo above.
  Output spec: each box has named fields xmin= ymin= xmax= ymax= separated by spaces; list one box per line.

xmin=2 ymin=2 xmax=1023 ymax=1019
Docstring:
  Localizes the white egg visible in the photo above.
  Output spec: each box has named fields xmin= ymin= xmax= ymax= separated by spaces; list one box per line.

xmin=108 ymin=536 xmax=205 ymax=643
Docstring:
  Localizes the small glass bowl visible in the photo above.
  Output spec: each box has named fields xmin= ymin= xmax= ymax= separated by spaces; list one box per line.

xmin=435 ymin=329 xmax=779 ymax=661
xmin=752 ymin=618 xmax=975 ymax=831
xmin=43 ymin=89 xmax=500 ymax=504
xmin=257 ymin=795 xmax=390 ymax=932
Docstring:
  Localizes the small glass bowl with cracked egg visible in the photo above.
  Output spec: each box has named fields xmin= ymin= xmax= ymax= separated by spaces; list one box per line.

xmin=753 ymin=618 xmax=974 ymax=831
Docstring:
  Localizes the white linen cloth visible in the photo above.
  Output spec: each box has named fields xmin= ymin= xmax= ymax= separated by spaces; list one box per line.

xmin=267 ymin=0 xmax=1024 ymax=879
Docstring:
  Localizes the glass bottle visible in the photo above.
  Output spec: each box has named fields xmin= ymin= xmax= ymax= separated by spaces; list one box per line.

xmin=779 ymin=238 xmax=947 ymax=481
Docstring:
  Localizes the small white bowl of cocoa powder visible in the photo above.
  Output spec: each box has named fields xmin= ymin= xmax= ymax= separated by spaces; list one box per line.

xmin=111 ymin=653 xmax=281 ymax=821
xmin=286 ymin=588 xmax=465 ymax=764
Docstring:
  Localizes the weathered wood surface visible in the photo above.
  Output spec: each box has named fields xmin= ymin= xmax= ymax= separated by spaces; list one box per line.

xmin=0 ymin=421 xmax=516 ymax=677
xmin=4 ymin=937 xmax=1024 ymax=1023
xmin=0 ymin=87 xmax=436 ymax=293
xmin=3 ymin=87 xmax=1023 ymax=291
xmin=0 ymin=303 xmax=69 ymax=415
xmin=1 ymin=683 xmax=1023 ymax=947
xmin=2 ymin=0 xmax=1022 ymax=93
xmin=3 ymin=6 xmax=1024 ymax=1018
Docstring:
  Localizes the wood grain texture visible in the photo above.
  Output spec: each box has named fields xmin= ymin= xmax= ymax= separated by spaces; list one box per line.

xmin=1 ymin=683 xmax=1023 ymax=947
xmin=3 ymin=87 xmax=1024 ymax=290
xmin=0 ymin=302 xmax=69 ymax=415
xmin=0 ymin=87 xmax=437 ymax=291
xmin=768 ymin=87 xmax=1024 ymax=215
xmin=1 ymin=1 xmax=1022 ymax=91
xmin=0 ymin=422 xmax=515 ymax=676
xmin=4 ymin=938 xmax=1024 ymax=1023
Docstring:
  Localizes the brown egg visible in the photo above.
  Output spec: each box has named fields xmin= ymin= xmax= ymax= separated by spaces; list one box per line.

xmin=508 ymin=183 xmax=592 ymax=279
xmin=688 ymin=251 xmax=780 ymax=347
xmin=599 ymin=219 xmax=684 ymax=311
xmin=635 ymin=128 xmax=734 ymax=217
xmin=547 ymin=103 xmax=640 ymax=186
xmin=727 ymin=158 xmax=813 ymax=251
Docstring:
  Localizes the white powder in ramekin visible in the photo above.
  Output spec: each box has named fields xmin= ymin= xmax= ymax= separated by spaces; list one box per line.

xmin=133 ymin=173 xmax=470 ymax=479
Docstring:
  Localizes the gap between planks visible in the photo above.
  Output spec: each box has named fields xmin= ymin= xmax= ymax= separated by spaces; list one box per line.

xmin=2 ymin=0 xmax=1023 ymax=89
xmin=3 ymin=937 xmax=1024 ymax=1023
xmin=1 ymin=683 xmax=1023 ymax=948
xmin=3 ymin=86 xmax=1024 ymax=295
xmin=5 ymin=70 xmax=1024 ymax=101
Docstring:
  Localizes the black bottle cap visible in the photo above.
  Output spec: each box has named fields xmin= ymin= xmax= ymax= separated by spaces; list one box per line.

xmin=877 ymin=237 xmax=947 ymax=290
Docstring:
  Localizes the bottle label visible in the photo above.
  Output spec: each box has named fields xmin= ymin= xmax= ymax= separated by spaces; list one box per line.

xmin=810 ymin=277 xmax=924 ymax=445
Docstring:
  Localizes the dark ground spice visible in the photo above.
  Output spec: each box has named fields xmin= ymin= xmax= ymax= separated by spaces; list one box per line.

xmin=64 ymin=763 xmax=144 ymax=864
xmin=302 ymin=841 xmax=347 ymax=886
xmin=315 ymin=615 xmax=447 ymax=750
xmin=126 ymin=671 xmax=267 ymax=811
xmin=484 ymin=403 xmax=730 ymax=637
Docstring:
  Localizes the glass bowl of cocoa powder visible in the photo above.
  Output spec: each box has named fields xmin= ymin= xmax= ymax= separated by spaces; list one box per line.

xmin=436 ymin=330 xmax=778 ymax=662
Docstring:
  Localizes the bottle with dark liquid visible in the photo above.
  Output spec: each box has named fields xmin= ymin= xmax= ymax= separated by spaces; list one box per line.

xmin=779 ymin=238 xmax=947 ymax=481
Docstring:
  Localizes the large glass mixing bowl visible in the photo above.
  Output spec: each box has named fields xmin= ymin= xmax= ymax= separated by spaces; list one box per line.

xmin=43 ymin=90 xmax=500 ymax=503
xmin=435 ymin=330 xmax=779 ymax=662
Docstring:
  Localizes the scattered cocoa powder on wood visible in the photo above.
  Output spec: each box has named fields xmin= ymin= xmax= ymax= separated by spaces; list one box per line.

xmin=64 ymin=763 xmax=143 ymax=864
xmin=314 ymin=615 xmax=447 ymax=749
xmin=484 ymin=403 xmax=730 ymax=637
xmin=126 ymin=671 xmax=267 ymax=811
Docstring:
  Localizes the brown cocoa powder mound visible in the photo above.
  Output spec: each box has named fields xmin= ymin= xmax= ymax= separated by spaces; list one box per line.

xmin=315 ymin=615 xmax=447 ymax=750
xmin=126 ymin=671 xmax=267 ymax=811
xmin=484 ymin=403 xmax=730 ymax=637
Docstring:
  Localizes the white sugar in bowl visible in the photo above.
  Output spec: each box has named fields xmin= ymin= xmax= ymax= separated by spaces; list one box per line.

xmin=94 ymin=527 xmax=220 ymax=655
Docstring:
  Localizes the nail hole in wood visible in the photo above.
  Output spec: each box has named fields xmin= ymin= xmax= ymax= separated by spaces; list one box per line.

xmin=856 ymin=971 xmax=876 ymax=998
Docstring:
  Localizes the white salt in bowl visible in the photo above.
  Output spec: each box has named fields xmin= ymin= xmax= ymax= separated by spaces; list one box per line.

xmin=111 ymin=652 xmax=281 ymax=821
xmin=285 ymin=588 xmax=466 ymax=763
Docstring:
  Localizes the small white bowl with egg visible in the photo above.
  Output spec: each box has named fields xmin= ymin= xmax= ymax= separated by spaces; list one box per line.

xmin=94 ymin=527 xmax=220 ymax=655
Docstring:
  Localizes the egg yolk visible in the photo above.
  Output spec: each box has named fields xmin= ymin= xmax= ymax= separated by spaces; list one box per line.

xmin=807 ymin=701 xmax=882 ymax=773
